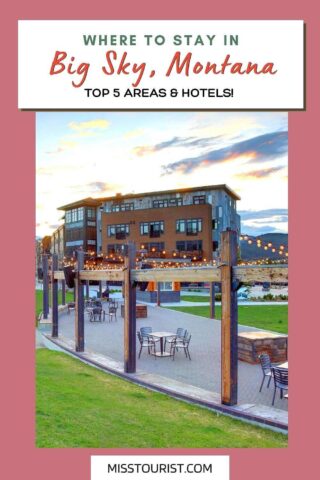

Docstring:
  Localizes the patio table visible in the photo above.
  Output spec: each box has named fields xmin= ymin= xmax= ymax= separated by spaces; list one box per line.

xmin=278 ymin=362 xmax=288 ymax=369
xmin=150 ymin=331 xmax=176 ymax=357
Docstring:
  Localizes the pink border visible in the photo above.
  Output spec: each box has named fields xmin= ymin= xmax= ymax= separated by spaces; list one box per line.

xmin=3 ymin=2 xmax=319 ymax=479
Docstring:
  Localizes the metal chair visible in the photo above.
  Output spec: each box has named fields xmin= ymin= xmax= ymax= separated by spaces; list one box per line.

xmin=140 ymin=326 xmax=153 ymax=340
xmin=140 ymin=327 xmax=160 ymax=345
xmin=137 ymin=331 xmax=156 ymax=358
xmin=271 ymin=367 xmax=288 ymax=405
xmin=165 ymin=328 xmax=187 ymax=349
xmin=169 ymin=334 xmax=192 ymax=360
xmin=258 ymin=353 xmax=274 ymax=392
xmin=89 ymin=306 xmax=105 ymax=322
xmin=107 ymin=304 xmax=118 ymax=322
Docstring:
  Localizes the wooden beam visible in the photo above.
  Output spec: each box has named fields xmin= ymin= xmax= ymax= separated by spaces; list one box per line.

xmin=51 ymin=254 xmax=58 ymax=338
xmin=132 ymin=267 xmax=221 ymax=283
xmin=75 ymin=251 xmax=85 ymax=352
xmin=234 ymin=265 xmax=288 ymax=283
xmin=209 ymin=282 xmax=216 ymax=319
xmin=52 ymin=264 xmax=288 ymax=284
xmin=79 ymin=269 xmax=125 ymax=282
xmin=124 ymin=242 xmax=136 ymax=373
xmin=221 ymin=230 xmax=238 ymax=406
xmin=42 ymin=255 xmax=49 ymax=319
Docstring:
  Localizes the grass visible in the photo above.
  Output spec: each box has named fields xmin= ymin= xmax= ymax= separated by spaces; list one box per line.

xmin=35 ymin=289 xmax=74 ymax=318
xmin=181 ymin=295 xmax=213 ymax=302
xmin=36 ymin=349 xmax=287 ymax=448
xmin=166 ymin=305 xmax=288 ymax=334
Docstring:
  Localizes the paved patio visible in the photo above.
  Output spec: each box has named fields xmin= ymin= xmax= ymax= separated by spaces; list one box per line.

xmin=46 ymin=299 xmax=287 ymax=412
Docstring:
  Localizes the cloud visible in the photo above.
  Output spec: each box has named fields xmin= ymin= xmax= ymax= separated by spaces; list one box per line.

xmin=49 ymin=223 xmax=60 ymax=230
xmin=162 ymin=131 xmax=288 ymax=175
xmin=45 ymin=140 xmax=77 ymax=155
xmin=239 ymin=209 xmax=288 ymax=236
xmin=133 ymin=135 xmax=221 ymax=157
xmin=234 ymin=166 xmax=285 ymax=180
xmin=67 ymin=119 xmax=110 ymax=137
xmin=87 ymin=181 xmax=113 ymax=193
xmin=68 ymin=119 xmax=110 ymax=131
xmin=238 ymin=209 xmax=288 ymax=221
xmin=239 ymin=225 xmax=282 ymax=236
xmin=124 ymin=128 xmax=145 ymax=140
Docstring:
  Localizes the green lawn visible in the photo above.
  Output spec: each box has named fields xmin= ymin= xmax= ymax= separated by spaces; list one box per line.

xmin=36 ymin=349 xmax=287 ymax=448
xmin=181 ymin=295 xmax=212 ymax=302
xmin=166 ymin=305 xmax=288 ymax=334
xmin=35 ymin=289 xmax=74 ymax=317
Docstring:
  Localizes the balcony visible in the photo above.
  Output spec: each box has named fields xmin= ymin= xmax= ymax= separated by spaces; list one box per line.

xmin=115 ymin=231 xmax=127 ymax=240
xmin=149 ymin=230 xmax=161 ymax=238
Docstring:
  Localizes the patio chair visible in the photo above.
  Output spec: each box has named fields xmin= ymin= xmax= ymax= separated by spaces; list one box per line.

xmin=258 ymin=353 xmax=275 ymax=392
xmin=107 ymin=304 xmax=118 ymax=322
xmin=169 ymin=334 xmax=192 ymax=360
xmin=137 ymin=331 xmax=157 ymax=358
xmin=89 ymin=306 xmax=105 ymax=322
xmin=164 ymin=328 xmax=187 ymax=349
xmin=140 ymin=326 xmax=160 ymax=344
xmin=271 ymin=367 xmax=288 ymax=405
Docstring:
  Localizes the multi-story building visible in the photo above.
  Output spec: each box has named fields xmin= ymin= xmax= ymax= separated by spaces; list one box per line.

xmin=57 ymin=198 xmax=100 ymax=258
xmin=51 ymin=224 xmax=65 ymax=264
xmin=57 ymin=184 xmax=240 ymax=262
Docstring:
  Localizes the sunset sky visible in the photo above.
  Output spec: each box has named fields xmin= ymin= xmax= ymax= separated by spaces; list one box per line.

xmin=36 ymin=111 xmax=288 ymax=238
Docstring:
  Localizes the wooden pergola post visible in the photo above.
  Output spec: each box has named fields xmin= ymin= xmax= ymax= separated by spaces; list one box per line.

xmin=124 ymin=242 xmax=137 ymax=373
xmin=209 ymin=282 xmax=216 ymax=319
xmin=157 ymin=282 xmax=161 ymax=306
xmin=51 ymin=254 xmax=59 ymax=338
xmin=99 ymin=281 xmax=102 ymax=298
xmin=61 ymin=279 xmax=66 ymax=305
xmin=75 ymin=250 xmax=85 ymax=352
xmin=42 ymin=254 xmax=49 ymax=319
xmin=220 ymin=230 xmax=238 ymax=406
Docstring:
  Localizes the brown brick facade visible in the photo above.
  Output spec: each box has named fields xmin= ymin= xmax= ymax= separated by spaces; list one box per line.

xmin=101 ymin=204 xmax=213 ymax=260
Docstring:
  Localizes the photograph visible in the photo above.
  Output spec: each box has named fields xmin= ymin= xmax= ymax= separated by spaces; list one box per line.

xmin=35 ymin=111 xmax=288 ymax=448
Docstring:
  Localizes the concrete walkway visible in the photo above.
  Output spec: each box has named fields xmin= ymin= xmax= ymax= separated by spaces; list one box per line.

xmin=40 ymin=301 xmax=288 ymax=415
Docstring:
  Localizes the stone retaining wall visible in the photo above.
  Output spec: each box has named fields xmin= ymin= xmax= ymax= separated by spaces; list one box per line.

xmin=238 ymin=331 xmax=288 ymax=364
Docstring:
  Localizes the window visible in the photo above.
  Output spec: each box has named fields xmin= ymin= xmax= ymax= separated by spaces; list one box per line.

xmin=111 ymin=202 xmax=134 ymax=212
xmin=212 ymin=219 xmax=217 ymax=230
xmin=140 ymin=221 xmax=164 ymax=236
xmin=107 ymin=224 xmax=130 ymax=237
xmin=140 ymin=242 xmax=165 ymax=252
xmin=107 ymin=244 xmax=128 ymax=255
xmin=176 ymin=240 xmax=202 ymax=251
xmin=87 ymin=239 xmax=96 ymax=245
xmin=176 ymin=218 xmax=202 ymax=234
xmin=87 ymin=207 xmax=95 ymax=219
xmin=193 ymin=195 xmax=206 ymax=204
xmin=65 ymin=207 xmax=84 ymax=223
xmin=152 ymin=198 xmax=183 ymax=208
xmin=176 ymin=219 xmax=185 ymax=233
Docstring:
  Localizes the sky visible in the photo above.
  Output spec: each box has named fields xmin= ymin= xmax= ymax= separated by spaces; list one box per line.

xmin=36 ymin=111 xmax=288 ymax=238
